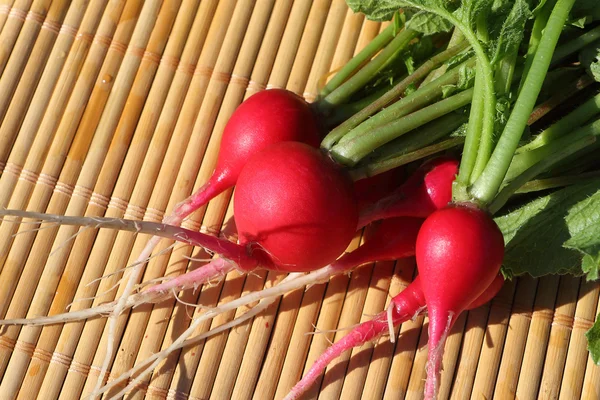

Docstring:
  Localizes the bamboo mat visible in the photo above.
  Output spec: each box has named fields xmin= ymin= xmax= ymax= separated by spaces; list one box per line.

xmin=0 ymin=1 xmax=598 ymax=399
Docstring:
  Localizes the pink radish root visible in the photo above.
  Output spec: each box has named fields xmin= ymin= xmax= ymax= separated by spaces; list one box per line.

xmin=283 ymin=282 xmax=426 ymax=400
xmin=284 ymin=273 xmax=504 ymax=400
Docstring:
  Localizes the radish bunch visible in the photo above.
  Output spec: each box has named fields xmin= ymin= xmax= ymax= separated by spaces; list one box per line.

xmin=2 ymin=0 xmax=588 ymax=396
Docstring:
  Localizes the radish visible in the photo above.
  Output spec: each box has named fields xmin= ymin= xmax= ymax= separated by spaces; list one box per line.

xmin=358 ymin=157 xmax=458 ymax=227
xmin=233 ymin=141 xmax=358 ymax=272
xmin=416 ymin=204 xmax=504 ymax=398
xmin=89 ymin=90 xmax=322 ymax=396
xmin=124 ymin=88 xmax=323 ymax=305
xmin=172 ymin=89 xmax=321 ymax=221
xmin=284 ymin=272 xmax=505 ymax=400
xmin=0 ymin=141 xmax=358 ymax=325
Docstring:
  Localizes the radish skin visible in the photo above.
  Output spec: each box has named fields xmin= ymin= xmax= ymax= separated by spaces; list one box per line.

xmin=234 ymin=142 xmax=358 ymax=271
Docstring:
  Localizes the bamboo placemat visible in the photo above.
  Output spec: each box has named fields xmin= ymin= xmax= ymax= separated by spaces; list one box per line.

xmin=0 ymin=1 xmax=598 ymax=399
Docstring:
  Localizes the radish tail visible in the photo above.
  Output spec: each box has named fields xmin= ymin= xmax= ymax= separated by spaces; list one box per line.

xmin=168 ymin=175 xmax=232 ymax=222
xmin=424 ymin=310 xmax=456 ymax=400
xmin=284 ymin=281 xmax=426 ymax=400
xmin=0 ymin=258 xmax=237 ymax=326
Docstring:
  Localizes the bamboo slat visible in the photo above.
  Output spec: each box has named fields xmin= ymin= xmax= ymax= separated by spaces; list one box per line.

xmin=0 ymin=0 xmax=108 ymax=199
xmin=450 ymin=279 xmax=516 ymax=399
xmin=0 ymin=2 xmax=599 ymax=400
xmin=105 ymin=2 xmax=273 ymax=398
xmin=0 ymin=0 xmax=36 ymax=76
xmin=16 ymin=2 xmax=200 ymax=399
xmin=0 ymin=0 xmax=117 ymax=360
xmin=0 ymin=0 xmax=70 ymax=130
xmin=81 ymin=0 xmax=252 ymax=396
xmin=578 ymin=283 xmax=600 ymax=400
xmin=55 ymin=1 xmax=233 ymax=397
xmin=0 ymin=0 xmax=162 ymax=394
xmin=559 ymin=280 xmax=599 ymax=400
xmin=537 ymin=276 xmax=581 ymax=399
xmin=36 ymin=2 xmax=217 ymax=398
xmin=0 ymin=0 xmax=17 ymax=33
xmin=0 ymin=0 xmax=88 ymax=174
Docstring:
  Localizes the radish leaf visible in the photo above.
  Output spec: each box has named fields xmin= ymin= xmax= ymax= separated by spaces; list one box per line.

xmin=490 ymin=0 xmax=532 ymax=64
xmin=495 ymin=180 xmax=600 ymax=280
xmin=406 ymin=10 xmax=454 ymax=34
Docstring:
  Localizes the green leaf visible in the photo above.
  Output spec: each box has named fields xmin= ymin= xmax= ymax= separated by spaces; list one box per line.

xmin=407 ymin=10 xmax=454 ymax=34
xmin=494 ymin=181 xmax=600 ymax=279
xmin=563 ymin=185 xmax=600 ymax=280
xmin=586 ymin=314 xmax=600 ymax=365
xmin=458 ymin=0 xmax=494 ymax=28
xmin=490 ymin=0 xmax=532 ymax=64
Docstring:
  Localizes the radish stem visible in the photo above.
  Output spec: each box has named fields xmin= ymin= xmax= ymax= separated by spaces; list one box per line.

xmin=469 ymin=0 xmax=576 ymax=206
xmin=321 ymin=41 xmax=470 ymax=147
xmin=331 ymin=88 xmax=473 ymax=165
xmin=319 ymin=23 xmax=398 ymax=98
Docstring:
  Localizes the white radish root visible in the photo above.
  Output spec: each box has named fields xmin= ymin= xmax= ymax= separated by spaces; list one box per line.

xmin=99 ymin=293 xmax=279 ymax=399
xmin=0 ymin=209 xmax=382 ymax=399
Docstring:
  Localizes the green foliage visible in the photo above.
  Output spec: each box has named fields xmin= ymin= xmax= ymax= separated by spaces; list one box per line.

xmin=495 ymin=181 xmax=600 ymax=280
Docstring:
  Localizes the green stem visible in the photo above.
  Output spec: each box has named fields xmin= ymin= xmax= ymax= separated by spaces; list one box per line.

xmin=349 ymin=137 xmax=465 ymax=181
xmin=325 ymin=85 xmax=391 ymax=127
xmin=495 ymin=51 xmax=518 ymax=96
xmin=330 ymin=88 xmax=474 ymax=166
xmin=316 ymin=28 xmax=418 ymax=113
xmin=321 ymin=42 xmax=470 ymax=148
xmin=518 ymin=0 xmax=557 ymax=93
xmin=470 ymin=0 xmax=576 ymax=206
xmin=470 ymin=60 xmax=498 ymax=183
xmin=518 ymin=90 xmax=600 ymax=153
xmin=422 ymin=28 xmax=465 ymax=85
xmin=323 ymin=57 xmax=476 ymax=150
xmin=515 ymin=170 xmax=600 ymax=194
xmin=319 ymin=23 xmax=397 ymax=98
xmin=507 ymin=118 xmax=600 ymax=184
xmin=369 ymin=112 xmax=467 ymax=162
xmin=489 ymin=135 xmax=596 ymax=214
xmin=455 ymin=63 xmax=485 ymax=187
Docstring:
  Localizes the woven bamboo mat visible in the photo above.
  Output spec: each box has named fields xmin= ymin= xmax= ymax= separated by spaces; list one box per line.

xmin=0 ymin=1 xmax=598 ymax=399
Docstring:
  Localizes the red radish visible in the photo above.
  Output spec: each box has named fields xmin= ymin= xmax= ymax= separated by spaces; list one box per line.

xmin=284 ymin=272 xmax=505 ymax=400
xmin=234 ymin=141 xmax=358 ymax=272
xmin=416 ymin=204 xmax=504 ymax=398
xmin=172 ymin=89 xmax=321 ymax=221
xmin=126 ymin=89 xmax=323 ymax=302
xmin=358 ymin=157 xmax=459 ymax=228
xmin=0 ymin=142 xmax=358 ymax=325
xmin=465 ymin=273 xmax=504 ymax=310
